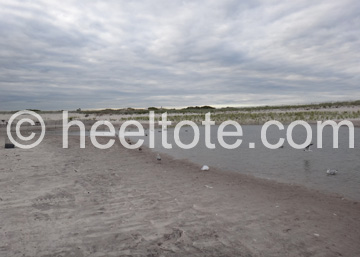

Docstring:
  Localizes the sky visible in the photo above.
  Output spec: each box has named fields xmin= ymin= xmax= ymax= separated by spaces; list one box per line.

xmin=0 ymin=0 xmax=359 ymax=111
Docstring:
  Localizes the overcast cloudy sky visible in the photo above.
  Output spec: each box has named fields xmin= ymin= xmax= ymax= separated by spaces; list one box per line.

xmin=0 ymin=0 xmax=359 ymax=110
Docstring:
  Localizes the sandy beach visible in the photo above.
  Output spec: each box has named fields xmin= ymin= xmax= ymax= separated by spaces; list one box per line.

xmin=0 ymin=131 xmax=359 ymax=257
xmin=2 ymin=0 xmax=360 ymax=255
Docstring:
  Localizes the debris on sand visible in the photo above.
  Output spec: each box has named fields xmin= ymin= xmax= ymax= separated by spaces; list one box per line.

xmin=5 ymin=143 xmax=15 ymax=149
xmin=326 ymin=169 xmax=338 ymax=175
xmin=201 ymin=165 xmax=209 ymax=171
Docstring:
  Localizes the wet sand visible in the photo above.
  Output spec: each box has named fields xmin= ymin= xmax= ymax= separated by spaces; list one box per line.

xmin=0 ymin=134 xmax=360 ymax=256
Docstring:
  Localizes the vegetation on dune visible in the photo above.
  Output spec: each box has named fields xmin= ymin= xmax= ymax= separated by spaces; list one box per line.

xmin=74 ymin=100 xmax=360 ymax=124
xmin=1 ymin=100 xmax=360 ymax=115
xmin=119 ymin=110 xmax=360 ymax=125
xmin=77 ymin=100 xmax=360 ymax=116
xmin=0 ymin=100 xmax=359 ymax=125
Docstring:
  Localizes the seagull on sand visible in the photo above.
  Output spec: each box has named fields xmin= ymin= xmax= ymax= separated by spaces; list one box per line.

xmin=304 ymin=143 xmax=313 ymax=152
xmin=156 ymin=154 xmax=161 ymax=161
xmin=326 ymin=169 xmax=338 ymax=175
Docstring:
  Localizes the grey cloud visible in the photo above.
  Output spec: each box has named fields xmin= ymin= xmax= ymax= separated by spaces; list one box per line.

xmin=0 ymin=0 xmax=359 ymax=110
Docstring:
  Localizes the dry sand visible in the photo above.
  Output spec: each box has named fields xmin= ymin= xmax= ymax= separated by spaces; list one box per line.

xmin=0 ymin=133 xmax=360 ymax=256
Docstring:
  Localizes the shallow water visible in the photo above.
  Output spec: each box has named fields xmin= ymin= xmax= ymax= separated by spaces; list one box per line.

xmin=47 ymin=124 xmax=360 ymax=201
xmin=132 ymin=124 xmax=360 ymax=201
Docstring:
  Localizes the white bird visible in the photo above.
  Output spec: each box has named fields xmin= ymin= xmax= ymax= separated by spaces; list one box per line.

xmin=156 ymin=154 xmax=161 ymax=161
xmin=326 ymin=169 xmax=338 ymax=175
xmin=304 ymin=143 xmax=313 ymax=152
xmin=201 ymin=165 xmax=209 ymax=171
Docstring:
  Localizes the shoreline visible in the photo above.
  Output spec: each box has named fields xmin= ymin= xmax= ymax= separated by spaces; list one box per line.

xmin=3 ymin=125 xmax=359 ymax=202
xmin=2 ymin=124 xmax=359 ymax=201
xmin=0 ymin=135 xmax=359 ymax=256
xmin=1 ymin=117 xmax=360 ymax=131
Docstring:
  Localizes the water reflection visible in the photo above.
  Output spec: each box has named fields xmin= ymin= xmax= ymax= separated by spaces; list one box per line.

xmin=303 ymin=160 xmax=311 ymax=173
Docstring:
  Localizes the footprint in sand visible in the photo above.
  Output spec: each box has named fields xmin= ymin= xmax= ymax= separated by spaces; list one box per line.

xmin=32 ymin=191 xmax=75 ymax=210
